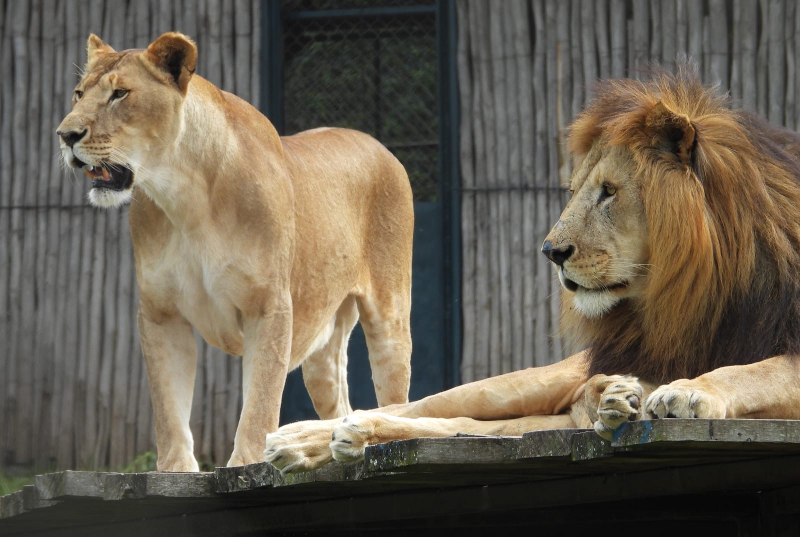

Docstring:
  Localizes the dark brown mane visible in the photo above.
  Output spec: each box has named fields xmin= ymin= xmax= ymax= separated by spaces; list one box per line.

xmin=564 ymin=64 xmax=800 ymax=384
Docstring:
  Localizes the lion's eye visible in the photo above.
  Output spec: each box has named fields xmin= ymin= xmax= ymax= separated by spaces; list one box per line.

xmin=602 ymin=184 xmax=617 ymax=197
xmin=74 ymin=90 xmax=83 ymax=101
xmin=110 ymin=89 xmax=129 ymax=101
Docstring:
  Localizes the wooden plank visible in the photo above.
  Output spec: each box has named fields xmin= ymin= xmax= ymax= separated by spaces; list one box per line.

xmin=456 ymin=0 xmax=475 ymax=382
xmin=660 ymin=0 xmax=676 ymax=68
xmin=609 ymin=0 xmax=626 ymax=78
xmin=9 ymin=0 xmax=31 ymax=465
xmin=509 ymin=0 xmax=530 ymax=373
xmin=768 ymin=0 xmax=786 ymax=124
xmin=234 ymin=0 xmax=250 ymax=102
xmin=469 ymin=0 xmax=490 ymax=381
xmin=631 ymin=0 xmax=649 ymax=75
xmin=594 ymin=0 xmax=609 ymax=79
xmin=796 ymin=1 xmax=800 ymax=128
xmin=570 ymin=0 xmax=583 ymax=114
xmin=709 ymin=0 xmax=729 ymax=87
xmin=221 ymin=0 xmax=235 ymax=94
xmin=531 ymin=0 xmax=549 ymax=368
xmin=26 ymin=0 xmax=46 ymax=468
xmin=250 ymin=0 xmax=260 ymax=110
xmin=144 ymin=472 xmax=217 ymax=498
xmin=0 ymin=486 xmax=59 ymax=519
xmin=0 ymin=0 xmax=15 ymax=467
xmin=785 ymin=0 xmax=796 ymax=130
xmin=488 ymin=1 xmax=512 ymax=376
xmin=740 ymin=0 xmax=758 ymax=112
xmin=517 ymin=0 xmax=536 ymax=371
xmin=757 ymin=0 xmax=768 ymax=117
xmin=581 ymin=0 xmax=597 ymax=101
xmin=33 ymin=0 xmax=60 ymax=468
xmin=730 ymin=0 xmax=743 ymax=102
xmin=676 ymin=0 xmax=688 ymax=56
xmin=687 ymin=0 xmax=703 ymax=74
xmin=545 ymin=0 xmax=562 ymax=364
xmin=35 ymin=471 xmax=105 ymax=500
xmin=613 ymin=419 xmax=800 ymax=449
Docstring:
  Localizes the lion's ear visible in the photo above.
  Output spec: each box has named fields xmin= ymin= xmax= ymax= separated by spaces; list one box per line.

xmin=85 ymin=34 xmax=115 ymax=72
xmin=145 ymin=32 xmax=197 ymax=95
xmin=645 ymin=101 xmax=697 ymax=168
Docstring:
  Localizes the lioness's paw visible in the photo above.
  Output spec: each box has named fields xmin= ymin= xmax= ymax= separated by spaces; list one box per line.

xmin=644 ymin=381 xmax=727 ymax=420
xmin=264 ymin=419 xmax=341 ymax=475
xmin=330 ymin=414 xmax=378 ymax=463
xmin=592 ymin=376 xmax=643 ymax=441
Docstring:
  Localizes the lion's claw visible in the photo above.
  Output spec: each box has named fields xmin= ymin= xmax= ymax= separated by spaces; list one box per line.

xmin=592 ymin=375 xmax=644 ymax=440
xmin=644 ymin=382 xmax=726 ymax=420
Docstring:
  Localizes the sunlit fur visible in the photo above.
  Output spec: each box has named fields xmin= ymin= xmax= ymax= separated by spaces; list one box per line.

xmin=563 ymin=64 xmax=800 ymax=384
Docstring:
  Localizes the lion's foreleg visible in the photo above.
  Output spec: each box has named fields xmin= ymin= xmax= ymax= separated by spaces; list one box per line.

xmin=230 ymin=291 xmax=294 ymax=467
xmin=138 ymin=309 xmax=200 ymax=472
xmin=645 ymin=354 xmax=800 ymax=420
xmin=265 ymin=351 xmax=590 ymax=473
xmin=329 ymin=413 xmax=579 ymax=463
xmin=399 ymin=350 xmax=590 ymax=420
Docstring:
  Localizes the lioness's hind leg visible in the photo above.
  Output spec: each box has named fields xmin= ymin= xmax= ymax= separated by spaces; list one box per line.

xmin=301 ymin=296 xmax=358 ymax=419
xmin=356 ymin=288 xmax=412 ymax=407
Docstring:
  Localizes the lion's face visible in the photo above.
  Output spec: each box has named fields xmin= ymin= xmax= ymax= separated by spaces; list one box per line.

xmin=542 ymin=143 xmax=649 ymax=319
xmin=56 ymin=34 xmax=196 ymax=208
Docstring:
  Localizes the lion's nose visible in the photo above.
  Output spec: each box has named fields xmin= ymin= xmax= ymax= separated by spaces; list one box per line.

xmin=542 ymin=241 xmax=575 ymax=266
xmin=56 ymin=128 xmax=87 ymax=147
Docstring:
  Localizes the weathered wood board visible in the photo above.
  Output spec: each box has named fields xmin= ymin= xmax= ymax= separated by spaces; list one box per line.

xmin=3 ymin=420 xmax=800 ymax=535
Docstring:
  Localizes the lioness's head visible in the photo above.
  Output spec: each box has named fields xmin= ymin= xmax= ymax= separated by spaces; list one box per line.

xmin=543 ymin=97 xmax=696 ymax=320
xmin=57 ymin=32 xmax=197 ymax=208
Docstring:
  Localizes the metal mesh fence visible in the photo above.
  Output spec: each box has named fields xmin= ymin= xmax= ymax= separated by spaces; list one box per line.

xmin=281 ymin=1 xmax=439 ymax=201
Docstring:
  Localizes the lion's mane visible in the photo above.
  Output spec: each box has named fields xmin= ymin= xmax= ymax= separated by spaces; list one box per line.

xmin=563 ymin=64 xmax=800 ymax=384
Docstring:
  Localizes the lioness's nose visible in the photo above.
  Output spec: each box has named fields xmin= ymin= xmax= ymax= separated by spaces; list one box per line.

xmin=56 ymin=128 xmax=87 ymax=147
xmin=542 ymin=241 xmax=575 ymax=266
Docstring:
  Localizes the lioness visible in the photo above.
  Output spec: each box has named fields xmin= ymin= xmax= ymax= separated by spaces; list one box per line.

xmin=57 ymin=33 xmax=414 ymax=471
xmin=265 ymin=65 xmax=800 ymax=474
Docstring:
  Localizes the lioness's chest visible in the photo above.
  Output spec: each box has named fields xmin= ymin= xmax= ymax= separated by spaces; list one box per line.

xmin=149 ymin=234 xmax=245 ymax=355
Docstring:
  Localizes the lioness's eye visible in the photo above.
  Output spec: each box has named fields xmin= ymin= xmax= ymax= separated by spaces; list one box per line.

xmin=74 ymin=90 xmax=83 ymax=101
xmin=110 ymin=89 xmax=129 ymax=101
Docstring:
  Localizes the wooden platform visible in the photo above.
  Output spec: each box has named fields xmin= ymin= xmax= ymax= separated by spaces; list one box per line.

xmin=4 ymin=419 xmax=800 ymax=536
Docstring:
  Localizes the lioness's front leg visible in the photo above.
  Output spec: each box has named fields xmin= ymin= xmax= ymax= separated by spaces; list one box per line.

xmin=138 ymin=309 xmax=200 ymax=472
xmin=645 ymin=354 xmax=800 ymax=420
xmin=265 ymin=352 xmax=589 ymax=473
xmin=229 ymin=291 xmax=294 ymax=467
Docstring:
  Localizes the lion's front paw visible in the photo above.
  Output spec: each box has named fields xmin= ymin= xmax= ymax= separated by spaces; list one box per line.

xmin=330 ymin=414 xmax=378 ymax=463
xmin=591 ymin=375 xmax=643 ymax=440
xmin=264 ymin=418 xmax=341 ymax=475
xmin=644 ymin=381 xmax=727 ymax=420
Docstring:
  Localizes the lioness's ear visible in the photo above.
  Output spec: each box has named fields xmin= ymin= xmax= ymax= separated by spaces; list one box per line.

xmin=85 ymin=34 xmax=115 ymax=72
xmin=645 ymin=101 xmax=697 ymax=168
xmin=145 ymin=32 xmax=197 ymax=94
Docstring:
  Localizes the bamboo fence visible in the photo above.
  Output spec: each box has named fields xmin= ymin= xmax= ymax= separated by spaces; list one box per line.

xmin=456 ymin=0 xmax=800 ymax=382
xmin=0 ymin=0 xmax=260 ymax=471
xmin=2 ymin=0 xmax=800 ymax=471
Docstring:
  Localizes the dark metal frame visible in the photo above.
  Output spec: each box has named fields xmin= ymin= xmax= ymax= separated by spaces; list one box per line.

xmin=260 ymin=0 xmax=461 ymax=388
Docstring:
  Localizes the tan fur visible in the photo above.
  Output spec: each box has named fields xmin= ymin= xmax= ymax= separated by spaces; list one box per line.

xmin=266 ymin=65 xmax=800 ymax=474
xmin=57 ymin=33 xmax=414 ymax=471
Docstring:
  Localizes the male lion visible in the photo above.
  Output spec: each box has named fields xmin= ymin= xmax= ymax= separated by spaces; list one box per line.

xmin=266 ymin=65 xmax=800 ymax=474
xmin=56 ymin=33 xmax=414 ymax=471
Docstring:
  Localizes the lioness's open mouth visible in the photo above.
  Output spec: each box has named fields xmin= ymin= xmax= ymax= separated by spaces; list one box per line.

xmin=81 ymin=161 xmax=134 ymax=191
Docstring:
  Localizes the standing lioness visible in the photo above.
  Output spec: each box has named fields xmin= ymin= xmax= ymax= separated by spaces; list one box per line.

xmin=56 ymin=32 xmax=414 ymax=471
